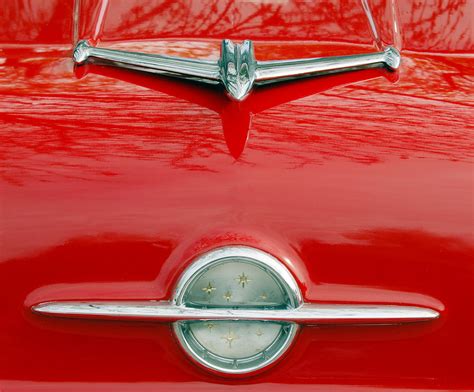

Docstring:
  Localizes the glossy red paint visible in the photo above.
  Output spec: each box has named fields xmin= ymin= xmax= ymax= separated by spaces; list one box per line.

xmin=0 ymin=1 xmax=473 ymax=391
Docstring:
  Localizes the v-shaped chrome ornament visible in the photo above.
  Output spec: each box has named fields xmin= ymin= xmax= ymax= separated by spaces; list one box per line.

xmin=73 ymin=39 xmax=400 ymax=101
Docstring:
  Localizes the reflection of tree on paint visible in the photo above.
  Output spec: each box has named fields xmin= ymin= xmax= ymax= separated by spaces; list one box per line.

xmin=0 ymin=1 xmax=472 ymax=52
xmin=0 ymin=45 xmax=472 ymax=186
xmin=0 ymin=1 xmax=473 ymax=185
xmin=399 ymin=0 xmax=473 ymax=53
xmin=100 ymin=0 xmax=473 ymax=52
xmin=0 ymin=0 xmax=73 ymax=44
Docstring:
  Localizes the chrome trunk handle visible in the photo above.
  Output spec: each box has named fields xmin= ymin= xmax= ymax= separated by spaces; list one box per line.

xmin=33 ymin=300 xmax=438 ymax=325
xmin=32 ymin=246 xmax=439 ymax=375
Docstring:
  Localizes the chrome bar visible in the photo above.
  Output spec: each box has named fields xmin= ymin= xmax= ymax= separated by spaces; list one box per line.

xmin=73 ymin=40 xmax=220 ymax=82
xmin=33 ymin=301 xmax=438 ymax=325
xmin=255 ymin=46 xmax=400 ymax=83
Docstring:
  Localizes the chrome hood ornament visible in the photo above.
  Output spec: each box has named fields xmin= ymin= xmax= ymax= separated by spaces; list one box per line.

xmin=73 ymin=39 xmax=400 ymax=101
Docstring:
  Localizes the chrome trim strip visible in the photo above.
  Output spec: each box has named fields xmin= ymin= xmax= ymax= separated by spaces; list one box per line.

xmin=255 ymin=47 xmax=400 ymax=83
xmin=73 ymin=39 xmax=400 ymax=101
xmin=33 ymin=301 xmax=439 ymax=324
xmin=73 ymin=40 xmax=220 ymax=82
xmin=361 ymin=0 xmax=383 ymax=50
xmin=72 ymin=0 xmax=81 ymax=46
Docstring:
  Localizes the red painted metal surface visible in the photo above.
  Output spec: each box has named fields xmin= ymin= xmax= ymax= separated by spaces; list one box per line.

xmin=0 ymin=1 xmax=473 ymax=391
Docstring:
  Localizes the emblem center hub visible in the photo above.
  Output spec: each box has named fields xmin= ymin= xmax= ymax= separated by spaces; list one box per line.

xmin=173 ymin=246 xmax=300 ymax=374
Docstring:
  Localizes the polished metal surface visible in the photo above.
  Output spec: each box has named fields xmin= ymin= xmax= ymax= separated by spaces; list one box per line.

xmin=33 ymin=300 xmax=439 ymax=324
xmin=73 ymin=40 xmax=220 ymax=82
xmin=73 ymin=40 xmax=401 ymax=101
xmin=218 ymin=40 xmax=258 ymax=101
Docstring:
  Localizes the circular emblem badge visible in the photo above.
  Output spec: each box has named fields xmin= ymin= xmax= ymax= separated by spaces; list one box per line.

xmin=173 ymin=246 xmax=301 ymax=374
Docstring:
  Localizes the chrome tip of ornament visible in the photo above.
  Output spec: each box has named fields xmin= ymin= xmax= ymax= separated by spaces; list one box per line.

xmin=73 ymin=40 xmax=92 ymax=65
xmin=383 ymin=46 xmax=401 ymax=70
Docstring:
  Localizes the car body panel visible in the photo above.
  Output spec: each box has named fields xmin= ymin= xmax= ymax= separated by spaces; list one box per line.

xmin=0 ymin=1 xmax=473 ymax=390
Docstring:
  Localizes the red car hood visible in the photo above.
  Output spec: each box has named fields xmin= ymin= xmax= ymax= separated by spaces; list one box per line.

xmin=0 ymin=1 xmax=473 ymax=391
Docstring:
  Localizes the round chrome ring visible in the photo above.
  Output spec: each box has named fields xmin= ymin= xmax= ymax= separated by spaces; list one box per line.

xmin=173 ymin=246 xmax=301 ymax=374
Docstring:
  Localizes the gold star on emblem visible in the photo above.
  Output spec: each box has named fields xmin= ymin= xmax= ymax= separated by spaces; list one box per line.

xmin=256 ymin=328 xmax=264 ymax=337
xmin=223 ymin=290 xmax=232 ymax=302
xmin=221 ymin=330 xmax=239 ymax=348
xmin=206 ymin=322 xmax=215 ymax=331
xmin=202 ymin=282 xmax=216 ymax=295
xmin=236 ymin=272 xmax=251 ymax=288
xmin=260 ymin=292 xmax=268 ymax=300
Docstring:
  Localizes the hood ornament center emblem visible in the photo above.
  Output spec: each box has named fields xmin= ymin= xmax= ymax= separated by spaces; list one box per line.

xmin=73 ymin=39 xmax=400 ymax=101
